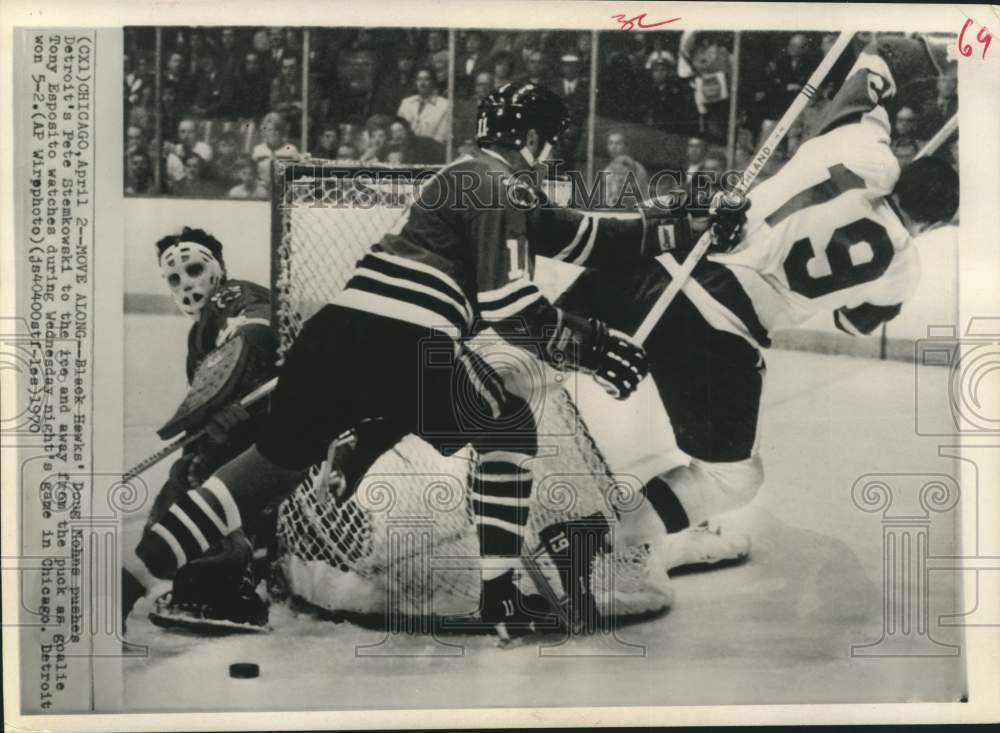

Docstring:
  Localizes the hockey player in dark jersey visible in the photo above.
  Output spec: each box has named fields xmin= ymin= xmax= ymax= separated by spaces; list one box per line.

xmin=143 ymin=227 xmax=278 ymax=630
xmin=123 ymin=84 xmax=747 ymax=642
xmin=558 ymin=35 xmax=959 ymax=574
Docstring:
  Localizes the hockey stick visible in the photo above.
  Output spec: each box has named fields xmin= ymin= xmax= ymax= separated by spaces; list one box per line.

xmin=122 ymin=377 xmax=277 ymax=482
xmin=916 ymin=112 xmax=957 ymax=159
xmin=633 ymin=30 xmax=857 ymax=344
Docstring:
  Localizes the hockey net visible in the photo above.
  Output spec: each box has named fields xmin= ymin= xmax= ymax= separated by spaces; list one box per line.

xmin=271 ymin=160 xmax=668 ymax=624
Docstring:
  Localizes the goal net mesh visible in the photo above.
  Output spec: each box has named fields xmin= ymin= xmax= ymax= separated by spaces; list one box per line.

xmin=271 ymin=160 xmax=666 ymax=623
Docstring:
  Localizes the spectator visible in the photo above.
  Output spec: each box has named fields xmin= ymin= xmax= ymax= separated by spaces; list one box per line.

xmin=557 ymin=52 xmax=587 ymax=105
xmin=218 ymin=28 xmax=241 ymax=77
xmin=173 ymin=153 xmax=221 ymax=197
xmin=894 ymin=106 xmax=920 ymax=140
xmin=421 ymin=29 xmax=446 ymax=68
xmin=164 ymin=51 xmax=191 ymax=110
xmin=388 ymin=116 xmax=445 ymax=164
xmin=600 ymin=130 xmax=650 ymax=208
xmin=385 ymin=144 xmax=406 ymax=166
xmin=759 ymin=33 xmax=818 ymax=130
xmin=733 ymin=144 xmax=753 ymax=170
xmin=124 ymin=53 xmax=149 ymax=108
xmin=683 ymin=136 xmax=707 ymax=182
xmin=920 ymin=75 xmax=957 ymax=139
xmin=212 ymin=131 xmax=243 ymax=189
xmin=159 ymin=84 xmax=182 ymax=147
xmin=189 ymin=54 xmax=233 ymax=118
xmin=228 ymin=156 xmax=269 ymax=199
xmin=453 ymin=71 xmax=493 ymax=145
xmin=371 ymin=48 xmax=417 ymax=117
xmin=687 ymin=149 xmax=729 ymax=229
xmin=518 ymin=49 xmax=550 ymax=87
xmin=313 ymin=123 xmax=340 ymax=159
xmin=234 ymin=51 xmax=271 ymax=118
xmin=336 ymin=142 xmax=359 ymax=161
xmin=396 ymin=68 xmax=451 ymax=144
xmin=641 ymin=55 xmax=693 ymax=135
xmin=430 ymin=52 xmax=451 ymax=95
xmin=270 ymin=56 xmax=304 ymax=121
xmin=597 ymin=51 xmax=640 ymax=122
xmin=125 ymin=150 xmax=154 ymax=195
xmin=264 ymin=27 xmax=288 ymax=77
xmin=185 ymin=29 xmax=214 ymax=79
xmin=457 ymin=31 xmax=491 ymax=97
xmin=125 ymin=125 xmax=147 ymax=156
xmin=166 ymin=118 xmax=214 ymax=184
xmin=490 ymin=50 xmax=515 ymax=89
xmin=284 ymin=28 xmax=302 ymax=57
xmin=360 ymin=124 xmax=390 ymax=163
xmin=128 ymin=84 xmax=156 ymax=133
xmin=252 ymin=112 xmax=300 ymax=182
xmin=891 ymin=137 xmax=919 ymax=167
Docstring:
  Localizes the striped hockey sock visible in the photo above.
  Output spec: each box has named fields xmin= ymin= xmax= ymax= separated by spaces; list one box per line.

xmin=470 ymin=450 xmax=533 ymax=579
xmin=136 ymin=477 xmax=242 ymax=579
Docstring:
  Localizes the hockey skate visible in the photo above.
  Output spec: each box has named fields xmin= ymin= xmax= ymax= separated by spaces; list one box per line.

xmin=481 ymin=569 xmax=560 ymax=648
xmin=653 ymin=520 xmax=751 ymax=576
xmin=148 ymin=530 xmax=271 ymax=634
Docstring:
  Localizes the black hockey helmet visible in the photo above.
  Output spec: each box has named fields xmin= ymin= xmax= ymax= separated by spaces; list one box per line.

xmin=894 ymin=156 xmax=959 ymax=225
xmin=476 ymin=83 xmax=570 ymax=150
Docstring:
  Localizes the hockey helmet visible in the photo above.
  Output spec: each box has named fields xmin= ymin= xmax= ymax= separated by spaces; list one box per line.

xmin=476 ymin=83 xmax=570 ymax=150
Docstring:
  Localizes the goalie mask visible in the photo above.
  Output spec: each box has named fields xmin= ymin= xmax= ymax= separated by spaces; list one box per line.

xmin=159 ymin=240 xmax=224 ymax=318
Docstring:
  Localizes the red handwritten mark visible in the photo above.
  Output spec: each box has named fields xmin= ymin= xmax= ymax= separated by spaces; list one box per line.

xmin=958 ymin=18 xmax=993 ymax=60
xmin=611 ymin=13 xmax=681 ymax=32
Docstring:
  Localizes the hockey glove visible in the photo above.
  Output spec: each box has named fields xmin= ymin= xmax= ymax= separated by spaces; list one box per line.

xmin=638 ymin=190 xmax=693 ymax=254
xmin=708 ymin=191 xmax=751 ymax=253
xmin=546 ymin=309 xmax=648 ymax=400
xmin=204 ymin=403 xmax=251 ymax=444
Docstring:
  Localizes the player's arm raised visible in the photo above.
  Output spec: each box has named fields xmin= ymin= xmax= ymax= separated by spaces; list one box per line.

xmin=528 ymin=191 xmax=749 ymax=269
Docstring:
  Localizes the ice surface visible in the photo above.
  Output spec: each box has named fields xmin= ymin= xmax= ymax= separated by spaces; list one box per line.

xmin=122 ymin=314 xmax=966 ymax=709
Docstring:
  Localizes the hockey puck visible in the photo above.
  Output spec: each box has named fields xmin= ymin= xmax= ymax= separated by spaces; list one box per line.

xmin=229 ymin=662 xmax=259 ymax=679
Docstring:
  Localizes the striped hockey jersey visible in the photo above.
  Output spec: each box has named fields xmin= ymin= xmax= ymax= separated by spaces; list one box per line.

xmin=336 ymin=146 xmax=667 ymax=343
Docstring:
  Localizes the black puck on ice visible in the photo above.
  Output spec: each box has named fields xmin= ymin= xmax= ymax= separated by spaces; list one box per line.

xmin=229 ymin=662 xmax=259 ymax=679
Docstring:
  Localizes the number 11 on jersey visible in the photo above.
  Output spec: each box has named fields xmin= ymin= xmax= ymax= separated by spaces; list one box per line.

xmin=507 ymin=238 xmax=527 ymax=279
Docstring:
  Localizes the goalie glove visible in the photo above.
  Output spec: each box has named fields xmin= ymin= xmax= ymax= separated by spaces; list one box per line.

xmin=545 ymin=309 xmax=648 ymax=400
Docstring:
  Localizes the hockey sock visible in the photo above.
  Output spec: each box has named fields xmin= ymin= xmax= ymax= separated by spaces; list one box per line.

xmin=470 ymin=450 xmax=532 ymax=579
xmin=641 ymin=474 xmax=690 ymax=533
xmin=136 ymin=477 xmax=242 ymax=579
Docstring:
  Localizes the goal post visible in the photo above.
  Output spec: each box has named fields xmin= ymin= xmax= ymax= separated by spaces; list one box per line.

xmin=269 ymin=159 xmax=670 ymax=624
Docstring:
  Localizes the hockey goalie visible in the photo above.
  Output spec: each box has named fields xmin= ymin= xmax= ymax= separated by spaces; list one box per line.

xmin=141 ymin=227 xmax=279 ymax=632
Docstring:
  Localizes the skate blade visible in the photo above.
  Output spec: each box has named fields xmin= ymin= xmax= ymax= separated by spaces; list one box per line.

xmin=149 ymin=608 xmax=271 ymax=635
xmin=495 ymin=623 xmax=566 ymax=650
xmin=668 ymin=552 xmax=750 ymax=577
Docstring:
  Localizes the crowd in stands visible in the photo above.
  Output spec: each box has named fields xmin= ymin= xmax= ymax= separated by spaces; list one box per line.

xmin=124 ymin=27 xmax=959 ymax=206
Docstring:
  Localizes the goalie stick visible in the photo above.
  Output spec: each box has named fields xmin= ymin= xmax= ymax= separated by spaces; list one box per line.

xmin=633 ymin=29 xmax=857 ymax=344
xmin=122 ymin=377 xmax=277 ymax=482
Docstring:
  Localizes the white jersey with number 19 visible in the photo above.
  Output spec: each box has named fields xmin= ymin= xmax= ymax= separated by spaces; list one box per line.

xmin=711 ymin=107 xmax=919 ymax=336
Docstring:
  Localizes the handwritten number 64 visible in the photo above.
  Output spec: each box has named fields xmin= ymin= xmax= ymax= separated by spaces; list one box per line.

xmin=959 ymin=19 xmax=993 ymax=60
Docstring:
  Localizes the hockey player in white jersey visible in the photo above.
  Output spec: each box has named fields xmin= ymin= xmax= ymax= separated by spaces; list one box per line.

xmin=557 ymin=34 xmax=959 ymax=570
